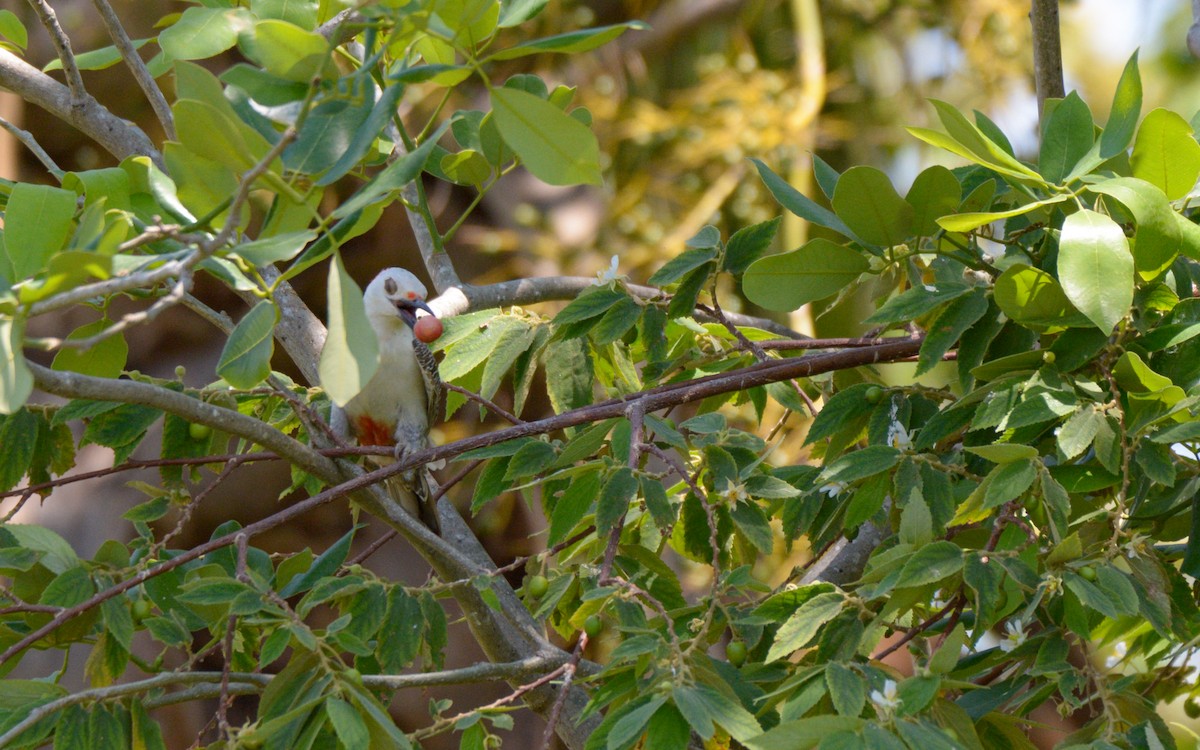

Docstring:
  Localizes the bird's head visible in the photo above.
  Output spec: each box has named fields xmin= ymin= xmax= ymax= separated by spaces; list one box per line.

xmin=364 ymin=268 xmax=435 ymax=329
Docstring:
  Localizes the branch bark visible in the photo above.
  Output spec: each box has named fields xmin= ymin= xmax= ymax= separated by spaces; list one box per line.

xmin=0 ymin=48 xmax=161 ymax=167
xmin=1030 ymin=0 xmax=1065 ymax=120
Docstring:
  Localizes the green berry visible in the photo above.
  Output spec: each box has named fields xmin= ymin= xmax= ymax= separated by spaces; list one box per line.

xmin=1042 ymin=350 xmax=1056 ymax=364
xmin=583 ymin=614 xmax=603 ymax=638
xmin=1079 ymin=565 xmax=1098 ymax=581
xmin=726 ymin=640 xmax=747 ymax=666
xmin=132 ymin=598 xmax=152 ymax=622
xmin=864 ymin=386 xmax=884 ymax=404
xmin=1185 ymin=698 xmax=1200 ymax=719
xmin=527 ymin=575 xmax=549 ymax=598
xmin=188 ymin=422 xmax=212 ymax=441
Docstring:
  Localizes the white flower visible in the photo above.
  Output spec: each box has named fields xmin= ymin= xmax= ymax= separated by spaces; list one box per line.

xmin=1104 ymin=641 xmax=1127 ymax=670
xmin=870 ymin=679 xmax=902 ymax=714
xmin=722 ymin=480 xmax=749 ymax=503
xmin=818 ymin=481 xmax=847 ymax=498
xmin=886 ymin=421 xmax=912 ymax=451
xmin=999 ymin=620 xmax=1027 ymax=653
xmin=594 ymin=255 xmax=623 ymax=285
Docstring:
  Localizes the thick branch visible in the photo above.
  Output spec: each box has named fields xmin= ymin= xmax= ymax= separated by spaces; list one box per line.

xmin=0 ymin=47 xmax=161 ymax=166
xmin=1030 ymin=0 xmax=1065 ymax=119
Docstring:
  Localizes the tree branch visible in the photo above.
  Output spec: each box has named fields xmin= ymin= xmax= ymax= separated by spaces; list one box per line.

xmin=1030 ymin=0 xmax=1065 ymax=119
xmin=0 ymin=48 xmax=161 ymax=166
xmin=90 ymin=0 xmax=175 ymax=139
xmin=27 ymin=0 xmax=85 ymax=101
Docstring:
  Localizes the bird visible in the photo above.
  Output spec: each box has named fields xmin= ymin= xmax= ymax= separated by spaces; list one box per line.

xmin=332 ymin=267 xmax=444 ymax=533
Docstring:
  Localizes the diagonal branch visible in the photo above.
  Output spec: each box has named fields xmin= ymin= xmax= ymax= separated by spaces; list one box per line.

xmin=90 ymin=0 xmax=175 ymax=139
xmin=0 ymin=47 xmax=161 ymax=166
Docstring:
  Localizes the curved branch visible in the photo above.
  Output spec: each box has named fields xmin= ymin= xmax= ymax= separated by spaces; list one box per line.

xmin=90 ymin=0 xmax=175 ymax=139
xmin=0 ymin=48 xmax=161 ymax=166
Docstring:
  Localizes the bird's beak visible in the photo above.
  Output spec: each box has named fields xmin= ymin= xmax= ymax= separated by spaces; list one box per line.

xmin=394 ymin=298 xmax=435 ymax=328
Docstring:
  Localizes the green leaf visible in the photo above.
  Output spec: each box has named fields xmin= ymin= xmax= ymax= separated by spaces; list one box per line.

xmin=648 ymin=247 xmax=719 ymax=286
xmin=1039 ymin=92 xmax=1094 ymax=184
xmin=158 ymin=7 xmax=250 ymax=61
xmin=591 ymin=296 xmax=642 ymax=346
xmin=490 ymin=87 xmax=601 ymax=186
xmin=239 ymin=19 xmax=331 ymax=82
xmin=895 ymin=541 xmax=963 ymax=588
xmin=0 ymin=317 xmax=33 ymax=415
xmin=543 ymin=336 xmax=593 ymax=413
xmin=50 ymin=320 xmax=128 ymax=379
xmin=863 ymin=283 xmax=972 ymax=327
xmin=993 ymin=263 xmax=1081 ymax=328
xmin=671 ymin=684 xmax=760 ymax=743
xmin=1099 ymin=51 xmax=1142 ymax=159
xmin=1087 ymin=177 xmax=1179 ymax=281
xmin=596 ymin=467 xmax=638 ymax=533
xmin=982 ymin=458 xmax=1036 ymax=509
xmin=936 ymin=195 xmax=1068 ymax=233
xmin=742 ymin=239 xmax=868 ymax=312
xmin=916 ymin=290 xmax=988 ymax=376
xmin=1057 ymin=209 xmax=1133 ymax=332
xmin=825 ymin=663 xmax=866 ymax=717
xmin=745 ymin=717 xmax=865 ymax=750
xmin=234 ymin=230 xmax=316 ymax=266
xmin=44 ymin=39 xmax=152 ymax=72
xmin=964 ymin=443 xmax=1038 ymax=463
xmin=489 ymin=21 xmax=645 ymax=59
xmin=331 ymin=126 xmax=446 ymax=219
xmin=440 ymin=149 xmax=492 ymax=186
xmin=504 ymin=440 xmax=557 ymax=479
xmin=498 ymin=0 xmax=548 ymax=27
xmin=554 ymin=286 xmax=627 ymax=325
xmin=666 ymin=263 xmax=711 ymax=320
xmin=820 ymin=445 xmax=901 ymax=484
xmin=325 ymin=697 xmax=369 ymax=750
xmin=549 ymin=469 xmax=600 ymax=544
xmin=723 ymin=216 xmax=782 ymax=274
xmin=1131 ymin=108 xmax=1200 ymax=200
xmin=0 ymin=10 xmax=28 ymax=50
xmin=0 ymin=409 xmax=36 ymax=491
xmin=173 ymin=99 xmax=259 ymax=171
xmin=923 ymin=100 xmax=1043 ymax=183
xmin=766 ymin=592 xmax=845 ymax=662
xmin=3 ymin=183 xmax=76 ymax=280
xmin=750 ymin=158 xmax=856 ymax=239
xmin=279 ymin=527 xmax=356 ymax=598
xmin=1057 ymin=408 xmax=1102 ymax=460
xmin=284 ymin=95 xmax=374 ymax=176
xmin=480 ymin=318 xmax=536 ymax=399
xmin=905 ymin=165 xmax=961 ymax=236
xmin=831 ymin=166 xmax=914 ymax=247
xmin=217 ymin=300 xmax=278 ymax=389
xmin=318 ymin=253 xmax=379 ymax=405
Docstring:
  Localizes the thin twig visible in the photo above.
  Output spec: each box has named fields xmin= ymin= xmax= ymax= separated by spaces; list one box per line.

xmin=27 ymin=0 xmax=86 ymax=101
xmin=443 ymin=383 xmax=524 ymax=425
xmin=0 ymin=115 xmax=62 ymax=177
xmin=90 ymin=0 xmax=174 ymax=138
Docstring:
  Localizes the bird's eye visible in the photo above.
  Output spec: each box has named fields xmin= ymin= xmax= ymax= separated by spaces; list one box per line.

xmin=384 ymin=278 xmax=398 ymax=295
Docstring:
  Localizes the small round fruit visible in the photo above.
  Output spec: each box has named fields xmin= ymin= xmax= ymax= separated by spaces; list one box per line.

xmin=1042 ymin=350 xmax=1056 ymax=364
xmin=864 ymin=386 xmax=884 ymax=404
xmin=726 ymin=640 xmax=747 ymax=666
xmin=583 ymin=614 xmax=603 ymax=638
xmin=1185 ymin=697 xmax=1200 ymax=719
xmin=188 ymin=422 xmax=212 ymax=441
xmin=132 ymin=598 xmax=152 ymax=622
xmin=413 ymin=316 xmax=444 ymax=343
xmin=1079 ymin=565 xmax=1098 ymax=581
xmin=343 ymin=668 xmax=363 ymax=685
xmin=527 ymin=575 xmax=549 ymax=598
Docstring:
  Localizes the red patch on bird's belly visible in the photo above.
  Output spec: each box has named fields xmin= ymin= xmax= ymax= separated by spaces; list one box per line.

xmin=354 ymin=416 xmax=395 ymax=446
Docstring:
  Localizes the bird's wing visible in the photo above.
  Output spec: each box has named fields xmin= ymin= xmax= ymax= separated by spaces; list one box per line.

xmin=413 ymin=338 xmax=444 ymax=428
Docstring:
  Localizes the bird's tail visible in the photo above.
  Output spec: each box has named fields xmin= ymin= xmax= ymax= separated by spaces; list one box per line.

xmin=385 ymin=469 xmax=441 ymax=535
